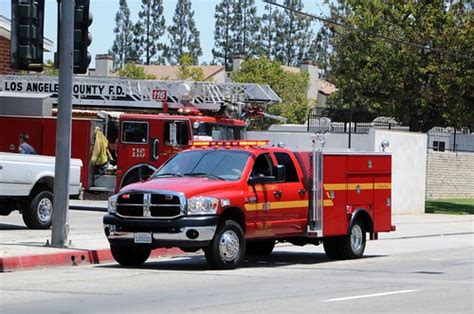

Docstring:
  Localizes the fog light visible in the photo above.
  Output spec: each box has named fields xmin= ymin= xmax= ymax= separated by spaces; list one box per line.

xmin=186 ymin=229 xmax=199 ymax=239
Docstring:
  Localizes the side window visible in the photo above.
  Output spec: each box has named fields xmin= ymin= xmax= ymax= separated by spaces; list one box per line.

xmin=274 ymin=152 xmax=299 ymax=182
xmin=251 ymin=153 xmax=273 ymax=178
xmin=121 ymin=121 xmax=148 ymax=144
xmin=165 ymin=121 xmax=190 ymax=146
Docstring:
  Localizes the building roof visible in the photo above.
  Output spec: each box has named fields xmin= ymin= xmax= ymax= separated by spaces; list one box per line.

xmin=318 ymin=79 xmax=338 ymax=95
xmin=0 ymin=15 xmax=53 ymax=52
xmin=143 ymin=65 xmax=225 ymax=81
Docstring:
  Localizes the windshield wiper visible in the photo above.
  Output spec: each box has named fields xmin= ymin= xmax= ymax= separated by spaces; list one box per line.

xmin=183 ymin=173 xmax=225 ymax=180
xmin=153 ymin=173 xmax=184 ymax=178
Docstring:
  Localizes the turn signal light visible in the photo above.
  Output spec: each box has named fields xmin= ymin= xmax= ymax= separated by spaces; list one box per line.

xmin=192 ymin=140 xmax=269 ymax=148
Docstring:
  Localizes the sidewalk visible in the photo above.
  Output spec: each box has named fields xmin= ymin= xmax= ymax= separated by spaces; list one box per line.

xmin=1 ymin=201 xmax=473 ymax=272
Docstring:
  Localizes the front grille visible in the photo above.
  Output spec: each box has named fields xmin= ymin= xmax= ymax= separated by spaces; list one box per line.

xmin=116 ymin=191 xmax=183 ymax=219
xmin=150 ymin=194 xmax=181 ymax=217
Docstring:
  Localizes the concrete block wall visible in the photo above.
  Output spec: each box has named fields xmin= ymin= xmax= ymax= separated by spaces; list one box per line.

xmin=426 ymin=152 xmax=474 ymax=199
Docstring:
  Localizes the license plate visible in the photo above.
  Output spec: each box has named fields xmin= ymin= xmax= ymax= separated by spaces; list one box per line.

xmin=134 ymin=233 xmax=152 ymax=244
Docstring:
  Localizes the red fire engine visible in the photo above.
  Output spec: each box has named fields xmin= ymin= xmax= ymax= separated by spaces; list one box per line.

xmin=0 ymin=75 xmax=280 ymax=194
xmin=103 ymin=139 xmax=394 ymax=269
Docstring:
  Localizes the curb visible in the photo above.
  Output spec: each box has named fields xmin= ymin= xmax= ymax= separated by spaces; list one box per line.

xmin=0 ymin=247 xmax=184 ymax=272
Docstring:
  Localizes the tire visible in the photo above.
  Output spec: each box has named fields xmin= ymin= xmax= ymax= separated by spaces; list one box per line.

xmin=323 ymin=237 xmax=342 ymax=260
xmin=246 ymin=240 xmax=275 ymax=256
xmin=110 ymin=245 xmax=151 ymax=266
xmin=22 ymin=190 xmax=54 ymax=229
xmin=340 ymin=219 xmax=367 ymax=259
xmin=205 ymin=220 xmax=246 ymax=269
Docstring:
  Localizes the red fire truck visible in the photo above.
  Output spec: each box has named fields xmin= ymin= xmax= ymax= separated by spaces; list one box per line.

xmin=103 ymin=139 xmax=394 ymax=269
xmin=0 ymin=75 xmax=280 ymax=194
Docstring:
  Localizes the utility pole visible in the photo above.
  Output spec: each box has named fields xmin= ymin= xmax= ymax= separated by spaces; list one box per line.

xmin=51 ymin=0 xmax=74 ymax=247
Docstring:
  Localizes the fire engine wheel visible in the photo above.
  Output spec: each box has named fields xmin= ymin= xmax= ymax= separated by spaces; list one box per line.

xmin=343 ymin=219 xmax=366 ymax=259
xmin=323 ymin=237 xmax=342 ymax=260
xmin=245 ymin=240 xmax=275 ymax=256
xmin=22 ymin=190 xmax=54 ymax=229
xmin=204 ymin=220 xmax=246 ymax=269
xmin=110 ymin=245 xmax=151 ymax=266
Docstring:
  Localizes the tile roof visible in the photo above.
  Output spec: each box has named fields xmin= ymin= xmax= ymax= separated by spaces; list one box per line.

xmin=142 ymin=65 xmax=225 ymax=80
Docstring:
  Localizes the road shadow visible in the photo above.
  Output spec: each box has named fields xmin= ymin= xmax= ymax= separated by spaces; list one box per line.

xmin=0 ymin=223 xmax=28 ymax=230
xmin=97 ymin=250 xmax=383 ymax=271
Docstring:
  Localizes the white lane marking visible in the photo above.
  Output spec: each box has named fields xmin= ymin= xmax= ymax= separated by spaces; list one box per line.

xmin=321 ymin=289 xmax=419 ymax=303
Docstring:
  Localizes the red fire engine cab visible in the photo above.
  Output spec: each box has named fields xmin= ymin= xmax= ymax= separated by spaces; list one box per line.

xmin=103 ymin=139 xmax=394 ymax=269
xmin=0 ymin=75 xmax=280 ymax=194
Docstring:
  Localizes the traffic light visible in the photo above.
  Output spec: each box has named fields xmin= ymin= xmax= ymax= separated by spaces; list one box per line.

xmin=11 ymin=0 xmax=45 ymax=72
xmin=73 ymin=0 xmax=93 ymax=74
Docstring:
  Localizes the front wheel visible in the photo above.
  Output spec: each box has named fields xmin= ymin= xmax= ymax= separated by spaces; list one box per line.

xmin=22 ymin=190 xmax=54 ymax=229
xmin=111 ymin=245 xmax=151 ymax=266
xmin=205 ymin=220 xmax=246 ymax=269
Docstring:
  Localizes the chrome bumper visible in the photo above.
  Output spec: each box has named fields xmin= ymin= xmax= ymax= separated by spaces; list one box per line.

xmin=104 ymin=225 xmax=216 ymax=242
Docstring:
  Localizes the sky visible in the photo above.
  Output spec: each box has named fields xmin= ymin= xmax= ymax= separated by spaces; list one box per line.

xmin=0 ymin=0 xmax=328 ymax=68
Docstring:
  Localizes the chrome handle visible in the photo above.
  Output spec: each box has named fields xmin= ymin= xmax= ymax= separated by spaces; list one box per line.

xmin=273 ymin=190 xmax=282 ymax=198
xmin=152 ymin=139 xmax=159 ymax=160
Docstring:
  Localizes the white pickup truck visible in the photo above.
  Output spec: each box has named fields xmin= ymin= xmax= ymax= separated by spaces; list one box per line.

xmin=0 ymin=153 xmax=82 ymax=229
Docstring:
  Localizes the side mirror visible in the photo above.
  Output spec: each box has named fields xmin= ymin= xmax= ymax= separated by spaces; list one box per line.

xmin=273 ymin=165 xmax=285 ymax=182
xmin=169 ymin=122 xmax=178 ymax=146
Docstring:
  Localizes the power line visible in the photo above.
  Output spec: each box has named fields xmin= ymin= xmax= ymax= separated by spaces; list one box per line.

xmin=263 ymin=0 xmax=473 ymax=61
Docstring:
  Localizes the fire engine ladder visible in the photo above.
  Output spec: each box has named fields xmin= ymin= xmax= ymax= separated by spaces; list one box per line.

xmin=308 ymin=134 xmax=324 ymax=237
xmin=0 ymin=75 xmax=281 ymax=115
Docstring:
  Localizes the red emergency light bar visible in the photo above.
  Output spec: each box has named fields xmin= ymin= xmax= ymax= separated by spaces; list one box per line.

xmin=192 ymin=140 xmax=270 ymax=148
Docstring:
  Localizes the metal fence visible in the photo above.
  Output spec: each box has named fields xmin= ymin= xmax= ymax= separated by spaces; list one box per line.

xmin=307 ymin=107 xmax=409 ymax=134
xmin=428 ymin=127 xmax=474 ymax=153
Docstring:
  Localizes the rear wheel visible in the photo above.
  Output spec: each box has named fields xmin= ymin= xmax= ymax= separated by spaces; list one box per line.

xmin=22 ymin=190 xmax=54 ymax=229
xmin=111 ymin=245 xmax=151 ymax=266
xmin=341 ymin=219 xmax=366 ymax=259
xmin=246 ymin=240 xmax=275 ymax=256
xmin=323 ymin=237 xmax=342 ymax=259
xmin=205 ymin=220 xmax=246 ymax=269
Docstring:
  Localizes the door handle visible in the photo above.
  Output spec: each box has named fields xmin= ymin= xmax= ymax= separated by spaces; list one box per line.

xmin=152 ymin=139 xmax=159 ymax=160
xmin=273 ymin=190 xmax=282 ymax=198
xmin=298 ymin=189 xmax=306 ymax=196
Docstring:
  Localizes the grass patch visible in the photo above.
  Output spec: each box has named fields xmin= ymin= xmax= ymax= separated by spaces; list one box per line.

xmin=425 ymin=198 xmax=474 ymax=215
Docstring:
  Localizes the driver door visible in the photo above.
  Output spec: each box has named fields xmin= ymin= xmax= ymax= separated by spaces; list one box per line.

xmin=248 ymin=153 xmax=280 ymax=238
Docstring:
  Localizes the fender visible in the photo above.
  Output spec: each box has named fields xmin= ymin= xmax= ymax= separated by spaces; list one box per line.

xmin=347 ymin=207 xmax=374 ymax=235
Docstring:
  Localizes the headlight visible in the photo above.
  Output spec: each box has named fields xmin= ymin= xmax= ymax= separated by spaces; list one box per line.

xmin=187 ymin=196 xmax=219 ymax=215
xmin=108 ymin=195 xmax=118 ymax=214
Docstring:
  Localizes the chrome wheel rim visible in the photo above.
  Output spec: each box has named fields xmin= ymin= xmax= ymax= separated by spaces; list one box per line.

xmin=350 ymin=224 xmax=363 ymax=252
xmin=219 ymin=230 xmax=240 ymax=262
xmin=38 ymin=198 xmax=53 ymax=223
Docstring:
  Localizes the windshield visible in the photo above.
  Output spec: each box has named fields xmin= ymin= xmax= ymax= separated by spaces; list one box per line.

xmin=154 ymin=150 xmax=250 ymax=181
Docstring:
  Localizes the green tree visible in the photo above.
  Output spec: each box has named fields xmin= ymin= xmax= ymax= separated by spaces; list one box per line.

xmin=325 ymin=0 xmax=473 ymax=131
xmin=110 ymin=0 xmax=135 ymax=69
xmin=212 ymin=0 xmax=234 ymax=71
xmin=275 ymin=0 xmax=314 ymax=66
xmin=135 ymin=0 xmax=166 ymax=65
xmin=166 ymin=0 xmax=202 ymax=65
xmin=177 ymin=54 xmax=206 ymax=81
xmin=117 ymin=63 xmax=156 ymax=79
xmin=42 ymin=60 xmax=59 ymax=76
xmin=232 ymin=56 xmax=310 ymax=130
xmin=231 ymin=0 xmax=261 ymax=58
xmin=260 ymin=3 xmax=285 ymax=59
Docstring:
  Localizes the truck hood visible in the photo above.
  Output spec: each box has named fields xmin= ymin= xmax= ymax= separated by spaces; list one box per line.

xmin=121 ymin=177 xmax=240 ymax=197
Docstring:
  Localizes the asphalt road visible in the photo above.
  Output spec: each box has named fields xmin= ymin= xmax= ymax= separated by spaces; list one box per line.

xmin=1 ymin=231 xmax=473 ymax=313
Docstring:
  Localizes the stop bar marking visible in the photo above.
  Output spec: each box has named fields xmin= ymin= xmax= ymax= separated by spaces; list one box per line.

xmin=321 ymin=289 xmax=420 ymax=302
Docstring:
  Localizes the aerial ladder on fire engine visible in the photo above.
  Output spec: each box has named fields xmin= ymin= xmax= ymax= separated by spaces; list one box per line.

xmin=0 ymin=74 xmax=282 ymax=120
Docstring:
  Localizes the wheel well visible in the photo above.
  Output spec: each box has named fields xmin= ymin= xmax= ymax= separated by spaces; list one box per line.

xmin=351 ymin=209 xmax=374 ymax=233
xmin=218 ymin=207 xmax=245 ymax=232
xmin=31 ymin=177 xmax=54 ymax=196
xmin=120 ymin=164 xmax=157 ymax=189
